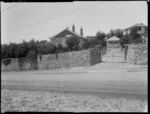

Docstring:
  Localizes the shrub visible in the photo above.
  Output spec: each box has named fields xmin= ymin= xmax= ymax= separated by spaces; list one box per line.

xmin=26 ymin=50 xmax=37 ymax=60
xmin=2 ymin=58 xmax=11 ymax=65
xmin=66 ymin=36 xmax=80 ymax=51
xmin=82 ymin=40 xmax=90 ymax=49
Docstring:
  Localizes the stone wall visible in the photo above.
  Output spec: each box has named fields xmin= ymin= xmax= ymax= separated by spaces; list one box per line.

xmin=1 ymin=59 xmax=19 ymax=72
xmin=1 ymin=57 xmax=39 ymax=72
xmin=38 ymin=49 xmax=91 ymax=70
xmin=126 ymin=44 xmax=147 ymax=65
xmin=90 ymin=46 xmax=101 ymax=65
xmin=1 ymin=46 xmax=102 ymax=72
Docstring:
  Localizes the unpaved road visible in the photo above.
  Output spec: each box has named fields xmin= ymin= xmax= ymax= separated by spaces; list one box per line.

xmin=2 ymin=66 xmax=147 ymax=99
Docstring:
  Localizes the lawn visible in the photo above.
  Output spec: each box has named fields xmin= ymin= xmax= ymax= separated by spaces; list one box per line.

xmin=1 ymin=89 xmax=147 ymax=112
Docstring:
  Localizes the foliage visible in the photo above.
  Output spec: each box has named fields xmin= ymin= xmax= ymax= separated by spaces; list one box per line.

xmin=130 ymin=26 xmax=141 ymax=43
xmin=100 ymin=40 xmax=106 ymax=49
xmin=120 ymin=34 xmax=131 ymax=44
xmin=66 ymin=36 xmax=80 ymax=51
xmin=120 ymin=26 xmax=143 ymax=45
xmin=107 ymin=29 xmax=123 ymax=38
xmin=2 ymin=58 xmax=11 ymax=66
xmin=95 ymin=31 xmax=106 ymax=41
xmin=113 ymin=29 xmax=124 ymax=38
xmin=56 ymin=44 xmax=64 ymax=53
xmin=1 ymin=39 xmax=57 ymax=59
xmin=88 ymin=38 xmax=101 ymax=47
xmin=82 ymin=39 xmax=90 ymax=49
xmin=26 ymin=50 xmax=37 ymax=59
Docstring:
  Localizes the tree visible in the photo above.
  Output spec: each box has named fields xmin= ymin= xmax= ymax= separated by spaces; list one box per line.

xmin=1 ymin=44 xmax=8 ymax=59
xmin=82 ymin=39 xmax=90 ymax=49
xmin=95 ymin=31 xmax=106 ymax=41
xmin=66 ymin=37 xmax=80 ymax=51
xmin=100 ymin=40 xmax=106 ymax=49
xmin=107 ymin=28 xmax=123 ymax=38
xmin=88 ymin=38 xmax=101 ymax=48
xmin=113 ymin=29 xmax=123 ymax=38
xmin=120 ymin=34 xmax=131 ymax=45
xmin=109 ymin=28 xmax=114 ymax=37
xmin=130 ymin=26 xmax=141 ymax=44
xmin=26 ymin=50 xmax=37 ymax=59
xmin=57 ymin=44 xmax=64 ymax=53
xmin=47 ymin=43 xmax=57 ymax=54
xmin=28 ymin=38 xmax=38 ymax=54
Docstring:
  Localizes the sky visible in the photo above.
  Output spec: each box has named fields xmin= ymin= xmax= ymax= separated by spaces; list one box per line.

xmin=1 ymin=1 xmax=148 ymax=44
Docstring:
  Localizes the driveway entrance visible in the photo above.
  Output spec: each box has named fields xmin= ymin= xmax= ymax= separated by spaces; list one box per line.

xmin=102 ymin=48 xmax=125 ymax=63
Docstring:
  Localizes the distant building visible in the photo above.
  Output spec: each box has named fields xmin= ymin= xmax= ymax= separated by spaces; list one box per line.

xmin=49 ymin=24 xmax=86 ymax=48
xmin=123 ymin=23 xmax=148 ymax=44
xmin=123 ymin=23 xmax=147 ymax=35
xmin=106 ymin=36 xmax=121 ymax=49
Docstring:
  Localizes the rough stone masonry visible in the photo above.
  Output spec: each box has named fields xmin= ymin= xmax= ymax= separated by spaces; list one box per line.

xmin=1 ymin=46 xmax=102 ymax=72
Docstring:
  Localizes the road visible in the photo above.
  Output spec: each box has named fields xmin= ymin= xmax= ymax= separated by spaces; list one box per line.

xmin=1 ymin=66 xmax=147 ymax=99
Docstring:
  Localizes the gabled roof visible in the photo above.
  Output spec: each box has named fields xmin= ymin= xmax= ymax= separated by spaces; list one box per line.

xmin=50 ymin=28 xmax=86 ymax=39
xmin=106 ymin=36 xmax=120 ymax=41
xmin=125 ymin=23 xmax=147 ymax=30
xmin=67 ymin=28 xmax=86 ymax=38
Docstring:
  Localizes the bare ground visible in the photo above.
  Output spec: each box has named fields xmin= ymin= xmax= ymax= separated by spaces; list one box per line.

xmin=1 ymin=89 xmax=147 ymax=112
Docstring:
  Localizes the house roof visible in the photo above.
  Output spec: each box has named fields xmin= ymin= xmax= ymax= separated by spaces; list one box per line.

xmin=67 ymin=28 xmax=86 ymax=38
xmin=106 ymin=36 xmax=120 ymax=41
xmin=50 ymin=27 xmax=86 ymax=40
xmin=125 ymin=23 xmax=147 ymax=30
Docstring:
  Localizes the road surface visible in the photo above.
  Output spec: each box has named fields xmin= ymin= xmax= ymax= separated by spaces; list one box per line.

xmin=1 ymin=66 xmax=147 ymax=99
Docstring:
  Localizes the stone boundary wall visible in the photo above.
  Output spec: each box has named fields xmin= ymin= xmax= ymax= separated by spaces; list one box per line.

xmin=90 ymin=46 xmax=101 ymax=65
xmin=37 ymin=49 xmax=91 ymax=70
xmin=1 ymin=59 xmax=19 ymax=72
xmin=1 ymin=46 xmax=102 ymax=72
xmin=126 ymin=44 xmax=147 ymax=65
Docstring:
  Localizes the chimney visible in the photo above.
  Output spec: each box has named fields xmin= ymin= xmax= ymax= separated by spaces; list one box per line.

xmin=80 ymin=26 xmax=83 ymax=36
xmin=72 ymin=23 xmax=75 ymax=32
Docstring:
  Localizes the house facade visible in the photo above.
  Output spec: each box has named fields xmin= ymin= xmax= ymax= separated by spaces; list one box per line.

xmin=50 ymin=24 xmax=86 ymax=48
xmin=123 ymin=23 xmax=148 ymax=35
xmin=123 ymin=23 xmax=148 ymax=44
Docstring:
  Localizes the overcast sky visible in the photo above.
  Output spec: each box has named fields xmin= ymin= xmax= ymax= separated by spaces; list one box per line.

xmin=1 ymin=1 xmax=148 ymax=44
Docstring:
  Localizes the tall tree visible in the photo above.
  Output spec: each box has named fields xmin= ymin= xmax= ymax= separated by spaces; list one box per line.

xmin=95 ymin=31 xmax=106 ymax=41
xmin=113 ymin=29 xmax=123 ymax=38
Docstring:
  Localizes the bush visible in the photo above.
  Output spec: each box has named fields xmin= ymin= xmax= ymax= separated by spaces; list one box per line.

xmin=2 ymin=58 xmax=11 ymax=65
xmin=26 ymin=50 xmax=37 ymax=60
xmin=88 ymin=38 xmax=101 ymax=48
xmin=82 ymin=40 xmax=90 ymax=49
xmin=66 ymin=37 xmax=80 ymax=51
xmin=57 ymin=44 xmax=64 ymax=53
